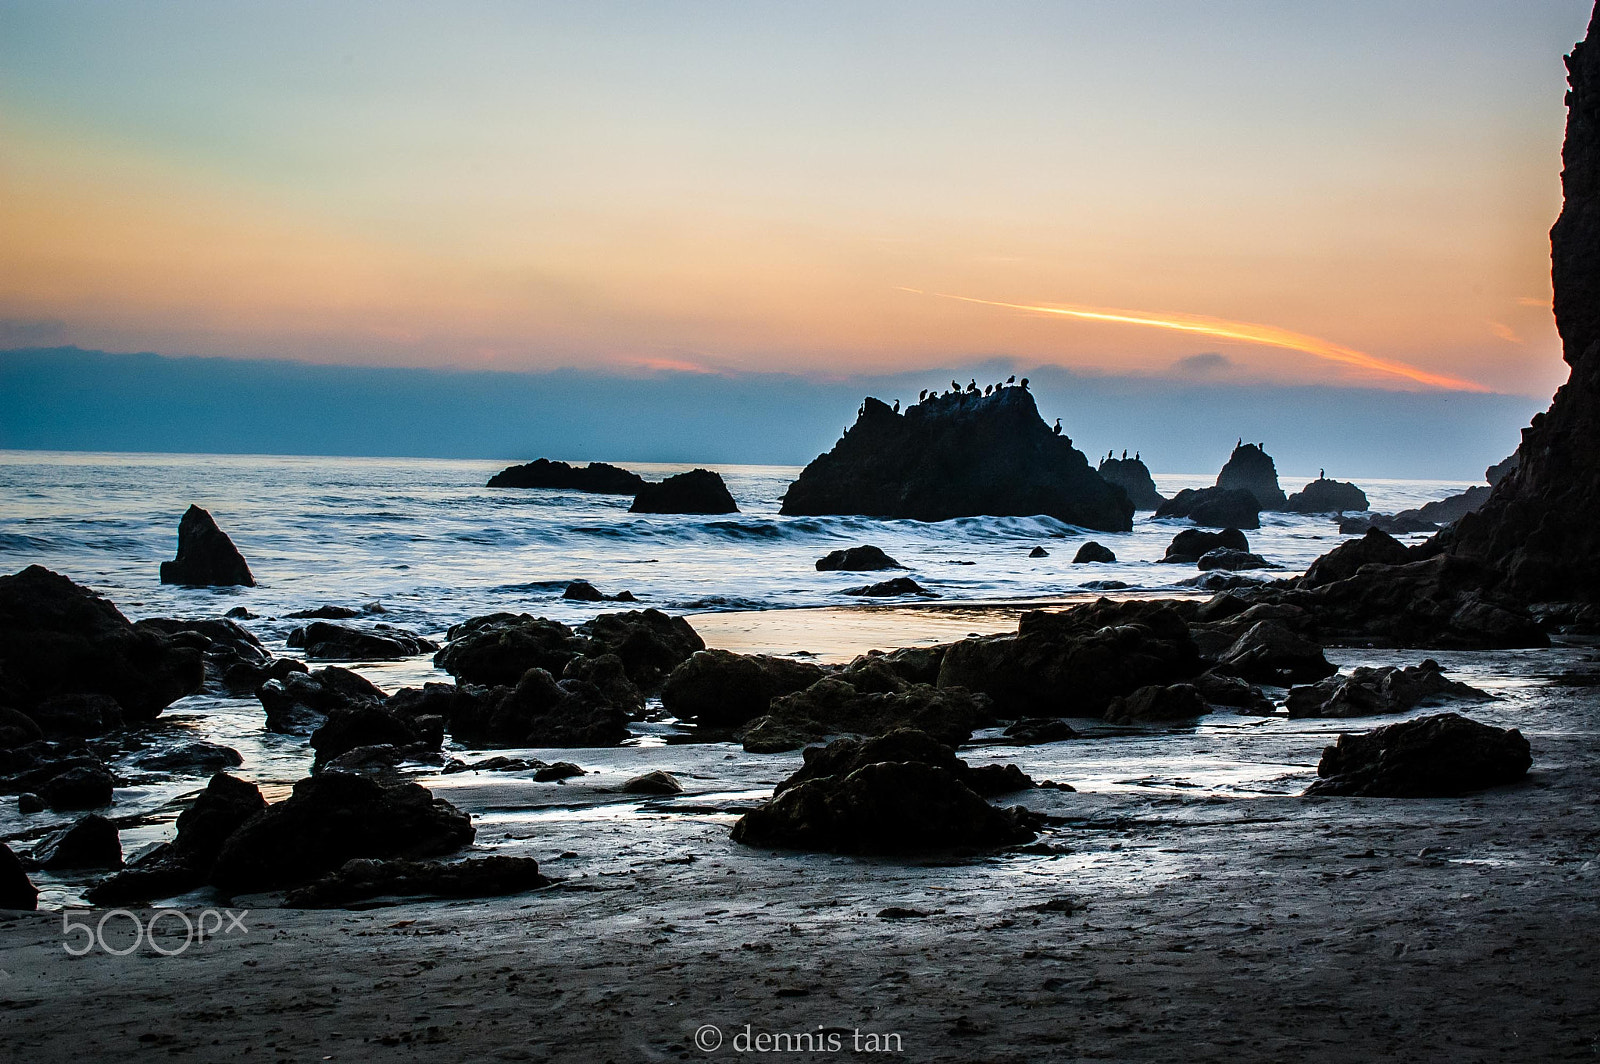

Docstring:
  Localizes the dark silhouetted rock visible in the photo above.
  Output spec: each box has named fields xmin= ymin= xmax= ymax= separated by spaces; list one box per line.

xmin=1002 ymin=718 xmax=1080 ymax=744
xmin=39 ymin=764 xmax=114 ymax=810
xmin=1300 ymin=528 xmax=1414 ymax=588
xmin=1339 ymin=511 xmax=1439 ymax=536
xmin=577 ymin=609 xmax=705 ymax=690
xmin=1216 ymin=443 xmax=1287 ymax=509
xmin=1192 ymin=671 xmax=1276 ymax=716
xmin=1097 ymin=455 xmax=1166 ymax=510
xmin=1415 ymin=486 xmax=1493 ymax=526
xmin=27 ymin=693 xmax=124 ymax=738
xmin=0 ymin=566 xmax=203 ymax=723
xmin=0 ymin=707 xmax=42 ymax=749
xmin=449 ymin=668 xmax=631 ymax=747
xmin=622 ymin=770 xmax=683 ymax=795
xmin=1286 ymin=478 xmax=1369 ymax=513
xmin=1197 ymin=548 xmax=1269 ymax=571
xmin=286 ymin=621 xmax=437 ymax=661
xmin=286 ymin=605 xmax=363 ymax=620
xmin=816 ymin=545 xmax=903 ymax=571
xmin=661 ymin=649 xmax=828 ymax=728
xmin=629 ymin=469 xmax=739 ymax=514
xmin=433 ymin=614 xmax=587 ymax=688
xmin=1104 ymin=683 xmax=1208 ymax=724
xmin=1286 ymin=660 xmax=1491 ymax=719
xmin=310 ymin=703 xmax=443 ymax=769
xmin=559 ymin=653 xmax=644 ymax=716
xmin=159 ymin=505 xmax=254 ymax=587
xmin=488 ymin=458 xmax=647 ymax=494
xmin=1218 ymin=621 xmax=1336 ymax=686
xmin=534 ymin=762 xmax=585 ymax=781
xmin=136 ymin=616 xmax=278 ymax=696
xmin=210 ymin=773 xmax=474 ymax=893
xmin=775 ymin=730 xmax=1033 ymax=800
xmin=1156 ymin=487 xmax=1261 ymax=529
xmin=17 ymin=793 xmax=44 ymax=814
xmin=1073 ymin=542 xmax=1116 ymax=564
xmin=1163 ymin=527 xmax=1250 ymax=563
xmin=1305 ymin=712 xmax=1532 ymax=797
xmin=257 ymin=666 xmax=388 ymax=735
xmin=284 ymin=855 xmax=549 ymax=908
xmin=1485 ymin=453 xmax=1520 ymax=486
xmin=0 ymin=842 xmax=37 ymax=909
xmin=130 ymin=740 xmax=243 ymax=775
xmin=562 ymin=581 xmax=604 ymax=601
xmin=1028 ymin=546 xmax=1049 ymax=558
xmin=740 ymin=670 xmax=992 ymax=752
xmin=35 ymin=813 xmax=122 ymax=869
xmin=780 ymin=392 xmax=1133 ymax=532
xmin=841 ymin=577 xmax=936 ymax=597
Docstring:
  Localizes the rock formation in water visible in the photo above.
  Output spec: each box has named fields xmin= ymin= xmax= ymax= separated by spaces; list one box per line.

xmin=1096 ymin=456 xmax=1166 ymax=510
xmin=780 ymin=390 xmax=1133 ymax=531
xmin=629 ymin=469 xmax=739 ymax=514
xmin=487 ymin=458 xmax=647 ymax=494
xmin=159 ymin=505 xmax=254 ymax=587
xmin=1154 ymin=487 xmax=1261 ymax=529
xmin=1215 ymin=443 xmax=1287 ymax=509
xmin=1286 ymin=478 xmax=1368 ymax=513
xmin=815 ymin=545 xmax=903 ymax=571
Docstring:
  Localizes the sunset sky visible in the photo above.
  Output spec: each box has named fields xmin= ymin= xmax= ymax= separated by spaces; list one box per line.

xmin=0 ymin=1 xmax=1591 ymax=397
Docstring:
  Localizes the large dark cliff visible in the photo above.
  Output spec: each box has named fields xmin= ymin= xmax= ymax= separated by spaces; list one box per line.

xmin=779 ymin=389 xmax=1133 ymax=531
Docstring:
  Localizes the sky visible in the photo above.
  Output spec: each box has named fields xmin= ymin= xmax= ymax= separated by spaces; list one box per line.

xmin=0 ymin=1 xmax=1592 ymax=398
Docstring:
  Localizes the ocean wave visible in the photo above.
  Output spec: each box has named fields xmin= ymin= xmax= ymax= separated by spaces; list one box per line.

xmin=0 ymin=532 xmax=55 ymax=552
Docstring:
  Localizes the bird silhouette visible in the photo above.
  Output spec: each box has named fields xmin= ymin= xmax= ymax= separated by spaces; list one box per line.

xmin=1020 ymin=377 xmax=1029 ymax=389
xmin=893 ymin=400 xmax=900 ymax=413
xmin=1122 ymin=449 xmax=1127 ymax=459
xmin=984 ymin=384 xmax=993 ymax=396
xmin=1006 ymin=374 xmax=1016 ymax=385
xmin=1052 ymin=418 xmax=1062 ymax=435
xmin=919 ymin=389 xmax=927 ymax=402
xmin=952 ymin=380 xmax=960 ymax=392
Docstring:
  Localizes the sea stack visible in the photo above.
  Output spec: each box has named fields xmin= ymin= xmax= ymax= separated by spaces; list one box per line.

xmin=487 ymin=459 xmax=647 ymax=494
xmin=629 ymin=470 xmax=739 ymax=514
xmin=780 ymin=391 xmax=1133 ymax=532
xmin=1286 ymin=478 xmax=1369 ymax=514
xmin=159 ymin=505 xmax=255 ymax=587
xmin=1096 ymin=455 xmax=1166 ymax=510
xmin=1215 ymin=443 xmax=1287 ymax=509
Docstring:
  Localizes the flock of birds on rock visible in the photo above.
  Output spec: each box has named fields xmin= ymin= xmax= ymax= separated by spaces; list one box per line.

xmin=912 ymin=375 xmax=1028 ymax=408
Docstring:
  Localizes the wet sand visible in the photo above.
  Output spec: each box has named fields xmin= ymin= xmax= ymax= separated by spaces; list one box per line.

xmin=2 ymin=617 xmax=1598 ymax=1062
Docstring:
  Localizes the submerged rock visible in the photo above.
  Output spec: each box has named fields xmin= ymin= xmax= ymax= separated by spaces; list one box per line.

xmin=841 ymin=577 xmax=936 ymax=598
xmin=1096 ymin=455 xmax=1166 ymax=511
xmin=487 ymin=458 xmax=646 ymax=494
xmin=0 ymin=841 xmax=38 ymax=909
xmin=1286 ymin=478 xmax=1369 ymax=514
xmin=284 ymin=855 xmax=549 ymax=908
xmin=1286 ymin=660 xmax=1491 ymax=719
xmin=1305 ymin=713 xmax=1532 ymax=797
xmin=780 ymin=391 xmax=1133 ymax=532
xmin=629 ymin=469 xmax=739 ymax=514
xmin=159 ymin=505 xmax=255 ymax=587
xmin=662 ymin=649 xmax=828 ymax=728
xmin=1162 ymin=527 xmax=1250 ymax=563
xmin=1072 ymin=542 xmax=1116 ymax=564
xmin=1155 ymin=487 xmax=1261 ymax=530
xmin=815 ymin=545 xmax=903 ymax=571
xmin=1215 ymin=443 xmax=1287 ymax=509
xmin=1028 ymin=546 xmax=1050 ymax=558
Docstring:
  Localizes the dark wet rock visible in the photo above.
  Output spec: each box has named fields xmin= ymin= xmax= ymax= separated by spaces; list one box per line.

xmin=1081 ymin=579 xmax=1132 ymax=590
xmin=1286 ymin=660 xmax=1491 ymax=719
xmin=780 ymin=391 xmax=1133 ymax=531
xmin=257 ymin=666 xmax=388 ymax=735
xmin=1215 ymin=443 xmax=1287 ymax=509
xmin=219 ymin=656 xmax=307 ymax=698
xmin=0 ymin=842 xmax=37 ymax=909
xmin=1191 ymin=671 xmax=1276 ymax=715
xmin=1155 ymin=487 xmax=1261 ymax=529
xmin=777 ymin=730 xmax=1034 ymax=800
xmin=488 ymin=458 xmax=647 ymax=494
xmin=384 ymin=681 xmax=461 ymax=722
xmin=449 ymin=669 xmax=631 ymax=747
xmin=1197 ymin=548 xmax=1269 ymax=572
xmin=576 ymin=610 xmax=705 ymax=691
xmin=17 ymin=792 xmax=44 ymax=814
xmin=310 ymin=704 xmax=443 ymax=769
xmin=1097 ymin=455 xmax=1166 ymax=510
xmin=1177 ymin=571 xmax=1267 ymax=592
xmin=1416 ymin=485 xmax=1493 ymax=526
xmin=224 ymin=606 xmax=255 ymax=619
xmin=1300 ymin=528 xmax=1413 ymax=589
xmin=559 ymin=653 xmax=644 ymax=716
xmin=1162 ymin=527 xmax=1250 ymax=563
xmin=1286 ymin=478 xmax=1369 ymax=514
xmin=1339 ymin=511 xmax=1439 ymax=536
xmin=210 ymin=773 xmax=474 ymax=893
xmin=322 ymin=745 xmax=406 ymax=775
xmin=622 ymin=770 xmax=683 ymax=795
xmin=1002 ymin=718 xmax=1080 ymax=745
xmin=562 ymin=581 xmax=604 ymax=601
xmin=27 ymin=693 xmax=124 ymax=738
xmin=286 ymin=605 xmax=363 ymax=620
xmin=534 ymin=761 xmax=585 ymax=781
xmin=130 ymin=740 xmax=243 ymax=775
xmin=842 ymin=577 xmax=936 ymax=597
xmin=742 ymin=673 xmax=993 ymax=752
xmin=1218 ymin=621 xmax=1336 ymax=685
xmin=629 ymin=469 xmax=739 ymax=514
xmin=1305 ymin=712 xmax=1532 ymax=797
xmin=1028 ymin=546 xmax=1049 ymax=558
xmin=1103 ymin=683 xmax=1209 ymax=724
xmin=159 ymin=505 xmax=255 ymax=587
xmin=34 ymin=813 xmax=122 ymax=870
xmin=1073 ymin=542 xmax=1116 ymax=564
xmin=38 ymin=764 xmax=115 ymax=810
xmin=286 ymin=621 xmax=437 ymax=661
xmin=737 ymin=716 xmax=820 ymax=754
xmin=662 ymin=650 xmax=828 ymax=728
xmin=0 ymin=565 xmax=204 ymax=723
xmin=936 ymin=599 xmax=1202 ymax=718
xmin=816 ymin=545 xmax=904 ymax=571
xmin=1485 ymin=453 xmax=1520 ymax=486
xmin=433 ymin=615 xmax=587 ymax=688
xmin=0 ymin=707 xmax=43 ymax=749
xmin=137 ymin=616 xmax=279 ymax=696
xmin=442 ymin=755 xmax=535 ymax=775
xmin=284 ymin=855 xmax=549 ymax=908
xmin=847 ymin=646 xmax=946 ymax=688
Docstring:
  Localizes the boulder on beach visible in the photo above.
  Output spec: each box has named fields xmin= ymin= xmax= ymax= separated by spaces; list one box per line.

xmin=159 ymin=505 xmax=255 ymax=587
xmin=621 ymin=770 xmax=683 ymax=795
xmin=0 ymin=565 xmax=203 ymax=724
xmin=779 ymin=391 xmax=1133 ymax=532
xmin=135 ymin=616 xmax=286 ymax=696
xmin=1096 ymin=455 xmax=1166 ymax=511
xmin=1155 ymin=487 xmax=1261 ymax=530
xmin=738 ymin=669 xmax=992 ymax=752
xmin=577 ymin=609 xmax=705 ymax=690
xmin=286 ymin=621 xmax=437 ymax=661
xmin=1162 ymin=527 xmax=1250 ymax=563
xmin=1285 ymin=659 xmax=1491 ymax=719
xmin=256 ymin=665 xmax=389 ymax=735
xmin=1197 ymin=548 xmax=1269 ymax=572
xmin=1286 ymin=478 xmax=1369 ymax=514
xmin=1103 ymin=683 xmax=1209 ymax=724
xmin=815 ymin=545 xmax=903 ymax=571
xmin=1218 ymin=620 xmax=1336 ymax=686
xmin=487 ymin=458 xmax=647 ymax=494
xmin=1215 ymin=443 xmax=1287 ymax=509
xmin=841 ymin=577 xmax=936 ymax=598
xmin=773 ymin=729 xmax=1034 ymax=800
xmin=309 ymin=703 xmax=444 ymax=769
xmin=129 ymin=739 xmax=244 ymax=775
xmin=37 ymin=763 xmax=115 ymax=810
xmin=449 ymin=668 xmax=632 ymax=747
xmin=0 ymin=842 xmax=38 ymax=909
xmin=661 ymin=649 xmax=828 ymax=729
xmin=433 ymin=614 xmax=587 ymax=688
xmin=1305 ymin=712 xmax=1532 ymax=797
xmin=34 ymin=813 xmax=122 ymax=870
xmin=629 ymin=469 xmax=739 ymax=514
xmin=284 ymin=855 xmax=549 ymax=908
xmin=1073 ymin=541 xmax=1116 ymax=564
xmin=210 ymin=772 xmax=475 ymax=893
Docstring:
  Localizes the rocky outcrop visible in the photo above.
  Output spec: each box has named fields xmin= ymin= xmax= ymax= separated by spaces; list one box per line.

xmin=448 ymin=669 xmax=632 ymax=747
xmin=738 ymin=667 xmax=993 ymax=752
xmin=1300 ymin=529 xmax=1413 ymax=588
xmin=1485 ymin=453 xmax=1520 ymax=486
xmin=629 ymin=469 xmax=739 ymax=514
xmin=256 ymin=666 xmax=388 ymax=735
xmin=1286 ymin=478 xmax=1368 ymax=514
xmin=309 ymin=703 xmax=444 ymax=769
xmin=1217 ymin=621 xmax=1336 ymax=685
xmin=769 ymin=729 xmax=1034 ymax=800
xmin=1155 ymin=487 xmax=1261 ymax=530
xmin=1285 ymin=660 xmax=1490 ymax=719
xmin=561 ymin=581 xmax=635 ymax=603
xmin=487 ymin=458 xmax=646 ymax=494
xmin=34 ymin=813 xmax=122 ymax=869
xmin=1305 ymin=713 xmax=1532 ymax=797
xmin=159 ymin=505 xmax=254 ymax=587
xmin=284 ymin=855 xmax=548 ymax=908
xmin=1073 ymin=542 xmax=1116 ymax=564
xmin=135 ymin=616 xmax=294 ymax=696
xmin=89 ymin=772 xmax=267 ymax=903
xmin=0 ymin=842 xmax=37 ymax=909
xmin=433 ymin=614 xmax=588 ymax=688
xmin=841 ymin=577 xmax=936 ymax=598
xmin=780 ymin=391 xmax=1133 ymax=531
xmin=1340 ymin=512 xmax=1440 ymax=536
xmin=815 ymin=545 xmax=903 ymax=571
xmin=1096 ymin=456 xmax=1166 ymax=510
xmin=1215 ymin=443 xmax=1287 ymax=509
xmin=286 ymin=621 xmax=437 ymax=661
xmin=661 ymin=650 xmax=828 ymax=728
xmin=576 ymin=610 xmax=704 ymax=690
xmin=1162 ymin=527 xmax=1250 ymax=563
xmin=1103 ymin=683 xmax=1208 ymax=724
xmin=0 ymin=566 xmax=203 ymax=724
xmin=1197 ymin=548 xmax=1268 ymax=572
xmin=621 ymin=770 xmax=683 ymax=795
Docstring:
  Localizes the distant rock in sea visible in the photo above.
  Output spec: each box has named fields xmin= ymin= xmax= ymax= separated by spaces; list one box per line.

xmin=1341 ymin=485 xmax=1491 ymax=536
xmin=487 ymin=458 xmax=647 ymax=494
xmin=1096 ymin=455 xmax=1166 ymax=510
xmin=1215 ymin=442 xmax=1287 ymax=509
xmin=779 ymin=390 xmax=1133 ymax=532
xmin=159 ymin=505 xmax=255 ymax=587
xmin=1286 ymin=477 xmax=1369 ymax=514
xmin=815 ymin=545 xmax=903 ymax=572
xmin=1154 ymin=486 xmax=1261 ymax=529
xmin=629 ymin=469 xmax=739 ymax=514
xmin=1072 ymin=541 xmax=1116 ymax=564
